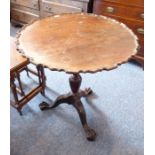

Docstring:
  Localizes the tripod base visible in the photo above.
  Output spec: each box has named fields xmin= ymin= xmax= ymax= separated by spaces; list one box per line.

xmin=39 ymin=74 xmax=96 ymax=141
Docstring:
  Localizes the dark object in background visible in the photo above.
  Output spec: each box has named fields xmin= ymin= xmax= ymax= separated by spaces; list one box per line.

xmin=93 ymin=0 xmax=144 ymax=68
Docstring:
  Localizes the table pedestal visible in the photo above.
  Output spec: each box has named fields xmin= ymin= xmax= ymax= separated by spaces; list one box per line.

xmin=39 ymin=74 xmax=96 ymax=141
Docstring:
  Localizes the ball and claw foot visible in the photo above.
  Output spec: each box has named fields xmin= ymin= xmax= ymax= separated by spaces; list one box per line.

xmin=84 ymin=126 xmax=96 ymax=141
xmin=39 ymin=101 xmax=51 ymax=110
xmin=39 ymin=80 xmax=96 ymax=141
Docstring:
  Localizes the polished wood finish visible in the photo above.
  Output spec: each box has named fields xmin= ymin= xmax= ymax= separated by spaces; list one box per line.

xmin=94 ymin=1 xmax=143 ymax=21
xmin=10 ymin=38 xmax=46 ymax=115
xmin=103 ymin=0 xmax=144 ymax=6
xmin=93 ymin=0 xmax=144 ymax=67
xmin=17 ymin=13 xmax=138 ymax=73
xmin=17 ymin=13 xmax=137 ymax=140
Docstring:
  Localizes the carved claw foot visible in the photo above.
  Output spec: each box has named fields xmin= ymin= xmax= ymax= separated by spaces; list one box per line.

xmin=79 ymin=88 xmax=93 ymax=97
xmin=84 ymin=127 xmax=96 ymax=141
xmin=39 ymin=101 xmax=51 ymax=110
xmin=84 ymin=88 xmax=93 ymax=95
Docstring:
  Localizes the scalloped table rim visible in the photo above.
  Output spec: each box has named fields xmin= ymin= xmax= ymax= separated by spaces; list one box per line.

xmin=16 ymin=13 xmax=138 ymax=74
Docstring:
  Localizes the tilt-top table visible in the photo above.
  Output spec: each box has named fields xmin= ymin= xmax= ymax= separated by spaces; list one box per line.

xmin=17 ymin=13 xmax=138 ymax=141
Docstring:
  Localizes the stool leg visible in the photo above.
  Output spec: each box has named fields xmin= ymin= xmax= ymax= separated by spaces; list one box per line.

xmin=37 ymin=64 xmax=46 ymax=96
xmin=16 ymin=72 xmax=25 ymax=96
xmin=10 ymin=75 xmax=19 ymax=104
xmin=25 ymin=66 xmax=30 ymax=77
xmin=41 ymin=66 xmax=46 ymax=96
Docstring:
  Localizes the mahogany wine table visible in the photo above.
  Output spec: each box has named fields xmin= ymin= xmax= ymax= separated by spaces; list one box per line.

xmin=17 ymin=13 xmax=138 ymax=141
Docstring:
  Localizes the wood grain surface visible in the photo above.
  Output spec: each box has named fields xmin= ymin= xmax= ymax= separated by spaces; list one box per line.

xmin=17 ymin=13 xmax=138 ymax=73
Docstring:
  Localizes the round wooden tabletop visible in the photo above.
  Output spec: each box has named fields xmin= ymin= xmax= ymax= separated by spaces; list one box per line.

xmin=17 ymin=13 xmax=138 ymax=73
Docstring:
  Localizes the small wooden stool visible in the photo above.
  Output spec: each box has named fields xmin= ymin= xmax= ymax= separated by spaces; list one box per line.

xmin=10 ymin=37 xmax=46 ymax=115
